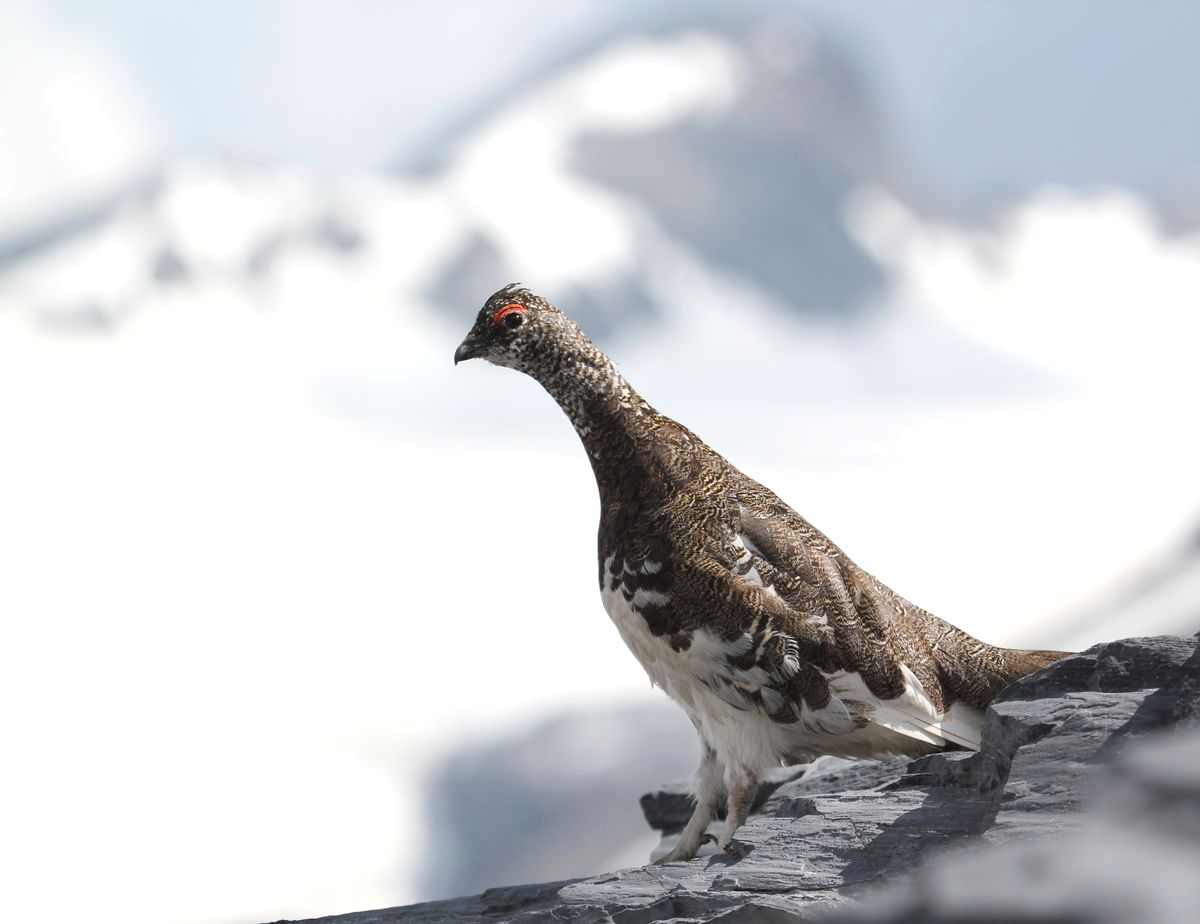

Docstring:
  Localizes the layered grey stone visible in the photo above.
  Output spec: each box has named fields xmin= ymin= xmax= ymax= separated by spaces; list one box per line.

xmin=286 ymin=634 xmax=1200 ymax=924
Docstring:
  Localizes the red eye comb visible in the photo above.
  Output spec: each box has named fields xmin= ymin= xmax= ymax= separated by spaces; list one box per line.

xmin=491 ymin=303 xmax=526 ymax=326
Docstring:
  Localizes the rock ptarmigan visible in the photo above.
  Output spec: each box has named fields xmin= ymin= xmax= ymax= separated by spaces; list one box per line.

xmin=454 ymin=284 xmax=1068 ymax=862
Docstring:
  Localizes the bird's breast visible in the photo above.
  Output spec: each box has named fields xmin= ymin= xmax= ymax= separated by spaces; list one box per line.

xmin=598 ymin=552 xmax=800 ymax=770
xmin=599 ymin=551 xmax=688 ymax=682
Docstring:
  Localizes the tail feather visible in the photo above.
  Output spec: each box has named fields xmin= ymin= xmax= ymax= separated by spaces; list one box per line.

xmin=926 ymin=616 xmax=1072 ymax=709
xmin=960 ymin=646 xmax=1071 ymax=706
xmin=1000 ymin=647 xmax=1071 ymax=679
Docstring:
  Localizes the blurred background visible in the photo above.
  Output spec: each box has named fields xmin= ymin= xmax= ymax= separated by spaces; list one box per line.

xmin=3 ymin=2 xmax=1199 ymax=922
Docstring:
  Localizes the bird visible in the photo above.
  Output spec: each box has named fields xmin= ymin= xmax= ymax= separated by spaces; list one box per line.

xmin=454 ymin=283 xmax=1068 ymax=863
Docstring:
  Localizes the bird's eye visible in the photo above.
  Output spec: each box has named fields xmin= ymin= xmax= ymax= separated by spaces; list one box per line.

xmin=492 ymin=303 xmax=527 ymax=329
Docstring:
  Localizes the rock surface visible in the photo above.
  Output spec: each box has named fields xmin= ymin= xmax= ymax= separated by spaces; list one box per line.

xmin=285 ymin=634 xmax=1200 ymax=924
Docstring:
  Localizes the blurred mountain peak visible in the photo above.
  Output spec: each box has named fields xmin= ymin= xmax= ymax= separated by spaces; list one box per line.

xmin=0 ymin=11 xmax=900 ymax=341
xmin=424 ymin=12 xmax=895 ymax=328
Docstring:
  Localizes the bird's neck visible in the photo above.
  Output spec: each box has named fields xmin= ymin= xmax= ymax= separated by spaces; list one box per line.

xmin=532 ymin=336 xmax=652 ymax=495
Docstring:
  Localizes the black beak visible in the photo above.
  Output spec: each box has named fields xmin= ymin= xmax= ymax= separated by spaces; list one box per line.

xmin=454 ymin=337 xmax=482 ymax=365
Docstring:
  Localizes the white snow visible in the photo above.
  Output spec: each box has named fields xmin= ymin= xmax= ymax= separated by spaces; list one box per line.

xmin=446 ymin=32 xmax=746 ymax=288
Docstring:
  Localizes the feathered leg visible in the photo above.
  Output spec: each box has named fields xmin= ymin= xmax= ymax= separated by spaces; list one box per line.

xmin=656 ymin=738 xmax=724 ymax=863
xmin=715 ymin=769 xmax=758 ymax=857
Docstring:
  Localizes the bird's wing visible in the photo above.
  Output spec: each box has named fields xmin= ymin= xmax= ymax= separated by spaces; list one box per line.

xmin=684 ymin=486 xmax=982 ymax=752
xmin=668 ymin=552 xmax=853 ymax=730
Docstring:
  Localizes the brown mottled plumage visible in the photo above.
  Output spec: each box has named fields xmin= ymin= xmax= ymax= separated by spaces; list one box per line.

xmin=455 ymin=284 xmax=1067 ymax=861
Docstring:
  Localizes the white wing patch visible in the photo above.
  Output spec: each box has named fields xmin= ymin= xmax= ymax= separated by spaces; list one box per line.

xmin=632 ymin=587 xmax=668 ymax=607
xmin=738 ymin=530 xmax=765 ymax=558
xmin=731 ymin=533 xmax=780 ymax=598
xmin=823 ymin=666 xmax=983 ymax=751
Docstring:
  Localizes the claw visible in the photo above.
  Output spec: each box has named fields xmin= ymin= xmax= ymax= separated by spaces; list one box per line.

xmin=655 ymin=839 xmax=698 ymax=864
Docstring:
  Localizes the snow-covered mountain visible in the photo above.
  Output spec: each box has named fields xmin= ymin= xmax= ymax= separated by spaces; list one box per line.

xmin=426 ymin=14 xmax=895 ymax=328
xmin=3 ymin=12 xmax=1053 ymax=462
xmin=0 ymin=16 xmax=894 ymax=339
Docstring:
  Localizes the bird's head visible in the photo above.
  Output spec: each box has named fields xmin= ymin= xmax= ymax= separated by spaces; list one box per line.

xmin=453 ymin=284 xmax=572 ymax=374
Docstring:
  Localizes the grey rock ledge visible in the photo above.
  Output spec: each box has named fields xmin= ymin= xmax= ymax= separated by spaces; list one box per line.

xmin=281 ymin=634 xmax=1200 ymax=924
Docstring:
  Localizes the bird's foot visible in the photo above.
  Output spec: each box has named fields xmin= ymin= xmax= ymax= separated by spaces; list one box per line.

xmin=706 ymin=834 xmax=750 ymax=863
xmin=655 ymin=832 xmax=714 ymax=864
xmin=654 ymin=844 xmax=695 ymax=864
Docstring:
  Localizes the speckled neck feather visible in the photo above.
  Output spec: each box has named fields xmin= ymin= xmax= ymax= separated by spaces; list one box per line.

xmin=523 ymin=318 xmax=656 ymax=500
